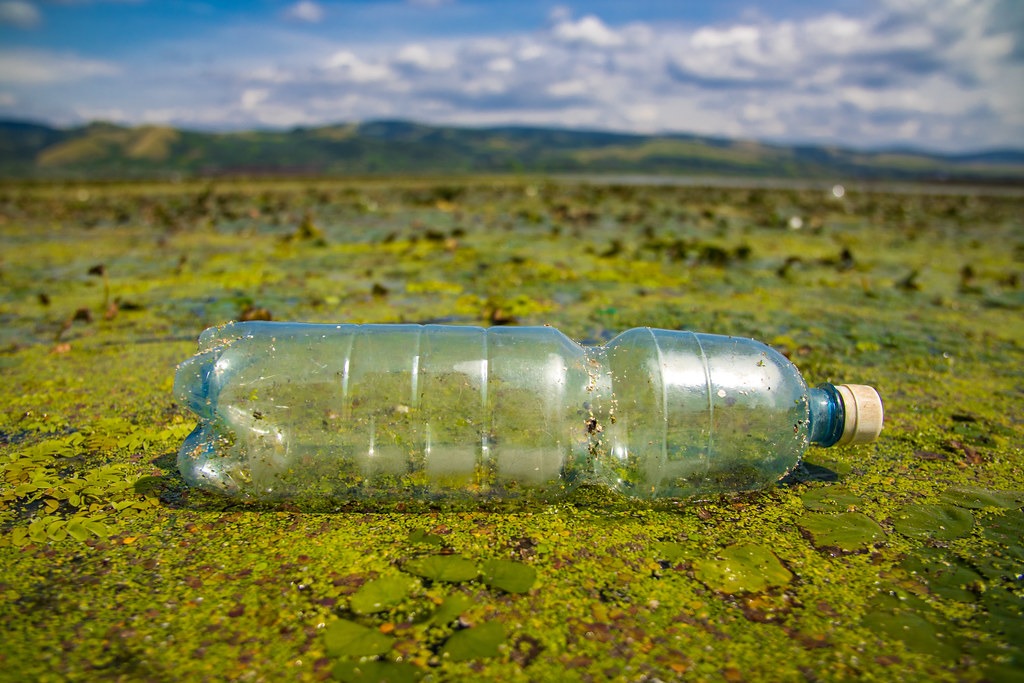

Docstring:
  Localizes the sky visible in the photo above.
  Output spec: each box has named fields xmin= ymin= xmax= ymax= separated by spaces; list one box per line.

xmin=0 ymin=0 xmax=1021 ymax=153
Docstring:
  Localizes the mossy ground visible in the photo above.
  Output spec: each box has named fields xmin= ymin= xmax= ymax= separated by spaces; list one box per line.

xmin=1 ymin=177 xmax=1022 ymax=682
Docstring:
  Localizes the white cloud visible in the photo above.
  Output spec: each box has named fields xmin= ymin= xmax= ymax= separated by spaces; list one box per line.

xmin=261 ymin=1 xmax=1014 ymax=149
xmin=240 ymin=88 xmax=269 ymax=110
xmin=553 ymin=14 xmax=624 ymax=48
xmin=0 ymin=92 xmax=16 ymax=107
xmin=13 ymin=0 xmax=1021 ymax=152
xmin=517 ymin=43 xmax=545 ymax=61
xmin=324 ymin=50 xmax=392 ymax=82
xmin=395 ymin=43 xmax=454 ymax=71
xmin=486 ymin=57 xmax=515 ymax=73
xmin=547 ymin=79 xmax=589 ymax=98
xmin=284 ymin=1 xmax=324 ymax=23
xmin=0 ymin=49 xmax=119 ymax=84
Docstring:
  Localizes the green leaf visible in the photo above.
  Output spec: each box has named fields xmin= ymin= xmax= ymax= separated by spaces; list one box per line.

xmin=693 ymin=544 xmax=792 ymax=594
xmin=323 ymin=619 xmax=393 ymax=658
xmin=15 ymin=482 xmax=43 ymax=496
xmin=442 ymin=621 xmax=505 ymax=662
xmin=801 ymin=487 xmax=864 ymax=512
xmin=651 ymin=541 xmax=694 ymax=562
xmin=429 ymin=594 xmax=472 ymax=626
xmin=480 ymin=559 xmax=536 ymax=594
xmin=860 ymin=609 xmax=959 ymax=662
xmin=349 ymin=575 xmax=416 ymax=615
xmin=797 ymin=512 xmax=886 ymax=552
xmin=893 ymin=504 xmax=974 ymax=540
xmin=82 ymin=519 xmax=110 ymax=538
xmin=939 ymin=487 xmax=1024 ymax=510
xmin=46 ymin=519 xmax=67 ymax=541
xmin=331 ymin=660 xmax=421 ymax=683
xmin=403 ymin=555 xmax=478 ymax=583
xmin=901 ymin=551 xmax=982 ymax=603
xmin=10 ymin=527 xmax=29 ymax=547
xmin=65 ymin=519 xmax=91 ymax=542
xmin=407 ymin=529 xmax=444 ymax=546
xmin=28 ymin=519 xmax=48 ymax=543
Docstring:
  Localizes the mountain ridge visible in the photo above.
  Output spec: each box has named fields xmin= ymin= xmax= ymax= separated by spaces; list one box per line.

xmin=1 ymin=118 xmax=1022 ymax=181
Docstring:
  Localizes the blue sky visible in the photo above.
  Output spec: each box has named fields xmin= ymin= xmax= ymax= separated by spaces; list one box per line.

xmin=0 ymin=0 xmax=1021 ymax=152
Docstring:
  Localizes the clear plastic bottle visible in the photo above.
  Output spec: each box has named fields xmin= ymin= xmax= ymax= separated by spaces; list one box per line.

xmin=175 ymin=322 xmax=882 ymax=503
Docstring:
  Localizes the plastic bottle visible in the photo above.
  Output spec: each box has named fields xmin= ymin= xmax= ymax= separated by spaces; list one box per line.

xmin=175 ymin=322 xmax=882 ymax=503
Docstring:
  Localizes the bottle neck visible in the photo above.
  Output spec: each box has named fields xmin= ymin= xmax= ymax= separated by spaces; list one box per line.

xmin=808 ymin=384 xmax=845 ymax=447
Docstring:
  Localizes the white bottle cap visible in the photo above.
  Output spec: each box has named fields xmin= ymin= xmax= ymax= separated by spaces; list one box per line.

xmin=834 ymin=384 xmax=884 ymax=446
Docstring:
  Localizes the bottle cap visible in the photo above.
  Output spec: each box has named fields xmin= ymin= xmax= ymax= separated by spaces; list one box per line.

xmin=834 ymin=384 xmax=884 ymax=446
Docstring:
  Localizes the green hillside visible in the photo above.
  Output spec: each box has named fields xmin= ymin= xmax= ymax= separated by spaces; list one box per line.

xmin=1 ymin=119 xmax=1022 ymax=181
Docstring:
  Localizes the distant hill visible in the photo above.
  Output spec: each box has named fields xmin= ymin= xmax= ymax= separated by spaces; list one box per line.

xmin=1 ymin=118 xmax=1022 ymax=182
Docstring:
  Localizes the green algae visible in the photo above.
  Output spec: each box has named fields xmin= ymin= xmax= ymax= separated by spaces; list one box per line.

xmin=0 ymin=177 xmax=1022 ymax=682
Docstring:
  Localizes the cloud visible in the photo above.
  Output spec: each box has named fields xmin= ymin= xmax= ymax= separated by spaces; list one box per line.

xmin=12 ymin=0 xmax=1020 ymax=151
xmin=284 ymin=1 xmax=323 ymax=23
xmin=230 ymin=1 xmax=1018 ymax=148
xmin=552 ymin=14 xmax=624 ymax=48
xmin=240 ymin=88 xmax=269 ymax=110
xmin=324 ymin=51 xmax=393 ymax=83
xmin=0 ymin=0 xmax=41 ymax=28
xmin=395 ymin=43 xmax=455 ymax=71
xmin=0 ymin=49 xmax=119 ymax=84
xmin=546 ymin=79 xmax=589 ymax=98
xmin=652 ymin=0 xmax=1023 ymax=147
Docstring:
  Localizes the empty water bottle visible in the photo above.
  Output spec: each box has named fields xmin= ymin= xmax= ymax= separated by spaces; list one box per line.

xmin=175 ymin=322 xmax=882 ymax=503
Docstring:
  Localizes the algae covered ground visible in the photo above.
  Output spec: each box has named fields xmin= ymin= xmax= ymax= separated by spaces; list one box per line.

xmin=1 ymin=177 xmax=1022 ymax=682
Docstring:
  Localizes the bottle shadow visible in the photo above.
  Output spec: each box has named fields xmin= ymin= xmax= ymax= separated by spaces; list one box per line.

xmin=779 ymin=461 xmax=840 ymax=486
